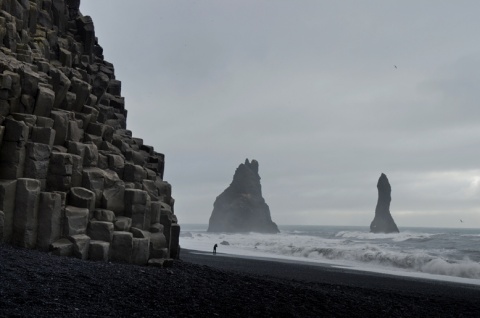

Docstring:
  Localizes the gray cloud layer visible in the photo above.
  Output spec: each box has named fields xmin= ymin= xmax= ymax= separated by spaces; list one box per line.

xmin=81 ymin=1 xmax=480 ymax=228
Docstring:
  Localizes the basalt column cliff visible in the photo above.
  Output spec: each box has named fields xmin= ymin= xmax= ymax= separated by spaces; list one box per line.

xmin=208 ymin=159 xmax=279 ymax=233
xmin=0 ymin=0 xmax=180 ymax=266
xmin=370 ymin=173 xmax=399 ymax=233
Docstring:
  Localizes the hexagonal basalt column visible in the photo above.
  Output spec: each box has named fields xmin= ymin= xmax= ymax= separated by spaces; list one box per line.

xmin=0 ymin=180 xmax=17 ymax=242
xmin=124 ymin=189 xmax=151 ymax=230
xmin=110 ymin=231 xmax=133 ymax=263
xmin=64 ymin=205 xmax=89 ymax=236
xmin=12 ymin=178 xmax=41 ymax=248
xmin=37 ymin=192 xmax=62 ymax=251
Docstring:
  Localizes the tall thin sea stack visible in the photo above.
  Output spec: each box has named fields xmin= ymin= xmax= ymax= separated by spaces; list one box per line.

xmin=208 ymin=159 xmax=279 ymax=233
xmin=370 ymin=173 xmax=399 ymax=233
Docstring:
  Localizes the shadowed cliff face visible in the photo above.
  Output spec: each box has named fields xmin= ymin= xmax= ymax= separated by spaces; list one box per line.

xmin=370 ymin=173 xmax=399 ymax=233
xmin=208 ymin=159 xmax=279 ymax=233
xmin=0 ymin=0 xmax=179 ymax=265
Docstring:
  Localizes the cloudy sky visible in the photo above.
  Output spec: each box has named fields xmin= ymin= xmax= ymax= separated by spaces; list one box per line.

xmin=80 ymin=1 xmax=480 ymax=228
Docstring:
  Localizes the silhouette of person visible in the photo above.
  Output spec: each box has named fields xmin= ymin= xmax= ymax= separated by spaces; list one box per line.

xmin=213 ymin=243 xmax=218 ymax=255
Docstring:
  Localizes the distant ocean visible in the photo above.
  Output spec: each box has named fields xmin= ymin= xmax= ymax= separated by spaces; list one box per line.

xmin=180 ymin=224 xmax=480 ymax=285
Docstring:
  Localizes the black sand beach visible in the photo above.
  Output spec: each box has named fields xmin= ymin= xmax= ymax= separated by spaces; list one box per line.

xmin=1 ymin=244 xmax=479 ymax=317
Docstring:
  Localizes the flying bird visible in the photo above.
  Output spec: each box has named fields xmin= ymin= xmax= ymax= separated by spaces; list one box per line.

xmin=394 ymin=65 xmax=397 ymax=69
xmin=460 ymin=219 xmax=463 ymax=223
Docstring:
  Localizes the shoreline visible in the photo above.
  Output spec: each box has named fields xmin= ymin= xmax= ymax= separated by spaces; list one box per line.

xmin=183 ymin=246 xmax=480 ymax=287
xmin=1 ymin=243 xmax=480 ymax=317
xmin=182 ymin=249 xmax=480 ymax=293
xmin=180 ymin=225 xmax=480 ymax=286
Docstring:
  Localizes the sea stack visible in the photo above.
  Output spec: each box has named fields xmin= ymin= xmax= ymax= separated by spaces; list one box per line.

xmin=370 ymin=173 xmax=399 ymax=233
xmin=207 ymin=159 xmax=279 ymax=233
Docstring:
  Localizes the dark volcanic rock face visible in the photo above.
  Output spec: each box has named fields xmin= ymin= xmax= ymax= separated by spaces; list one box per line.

xmin=370 ymin=173 xmax=399 ymax=233
xmin=0 ymin=0 xmax=180 ymax=265
xmin=208 ymin=159 xmax=279 ymax=233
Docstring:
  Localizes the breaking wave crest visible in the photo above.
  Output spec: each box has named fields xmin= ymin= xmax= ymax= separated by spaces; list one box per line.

xmin=335 ymin=231 xmax=437 ymax=242
xmin=180 ymin=228 xmax=480 ymax=280
xmin=269 ymin=243 xmax=480 ymax=279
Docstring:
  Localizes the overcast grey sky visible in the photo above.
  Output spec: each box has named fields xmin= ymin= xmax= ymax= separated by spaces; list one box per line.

xmin=80 ymin=1 xmax=480 ymax=228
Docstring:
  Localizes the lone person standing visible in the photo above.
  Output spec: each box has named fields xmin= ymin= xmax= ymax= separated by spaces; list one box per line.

xmin=213 ymin=243 xmax=218 ymax=255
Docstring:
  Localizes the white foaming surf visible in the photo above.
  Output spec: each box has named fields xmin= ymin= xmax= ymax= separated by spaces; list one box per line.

xmin=335 ymin=230 xmax=437 ymax=242
xmin=180 ymin=225 xmax=480 ymax=286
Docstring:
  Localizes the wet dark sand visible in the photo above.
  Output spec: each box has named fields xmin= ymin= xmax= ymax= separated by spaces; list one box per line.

xmin=1 ymin=244 xmax=479 ymax=317
xmin=182 ymin=249 xmax=480 ymax=298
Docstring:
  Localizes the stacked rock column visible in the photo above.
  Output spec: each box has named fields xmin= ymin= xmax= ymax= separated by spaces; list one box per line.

xmin=0 ymin=0 xmax=180 ymax=267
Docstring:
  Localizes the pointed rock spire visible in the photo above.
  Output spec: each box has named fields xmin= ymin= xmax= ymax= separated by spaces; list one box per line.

xmin=207 ymin=159 xmax=279 ymax=233
xmin=370 ymin=173 xmax=399 ymax=233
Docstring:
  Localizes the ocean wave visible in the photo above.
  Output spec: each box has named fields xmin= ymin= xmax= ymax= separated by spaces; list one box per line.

xmin=421 ymin=258 xmax=480 ymax=278
xmin=267 ymin=244 xmax=480 ymax=279
xmin=180 ymin=231 xmax=480 ymax=279
xmin=288 ymin=230 xmax=308 ymax=234
xmin=335 ymin=231 xmax=437 ymax=242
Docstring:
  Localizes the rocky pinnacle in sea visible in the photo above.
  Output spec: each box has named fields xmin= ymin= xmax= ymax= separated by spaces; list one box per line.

xmin=370 ymin=173 xmax=399 ymax=233
xmin=208 ymin=159 xmax=279 ymax=233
